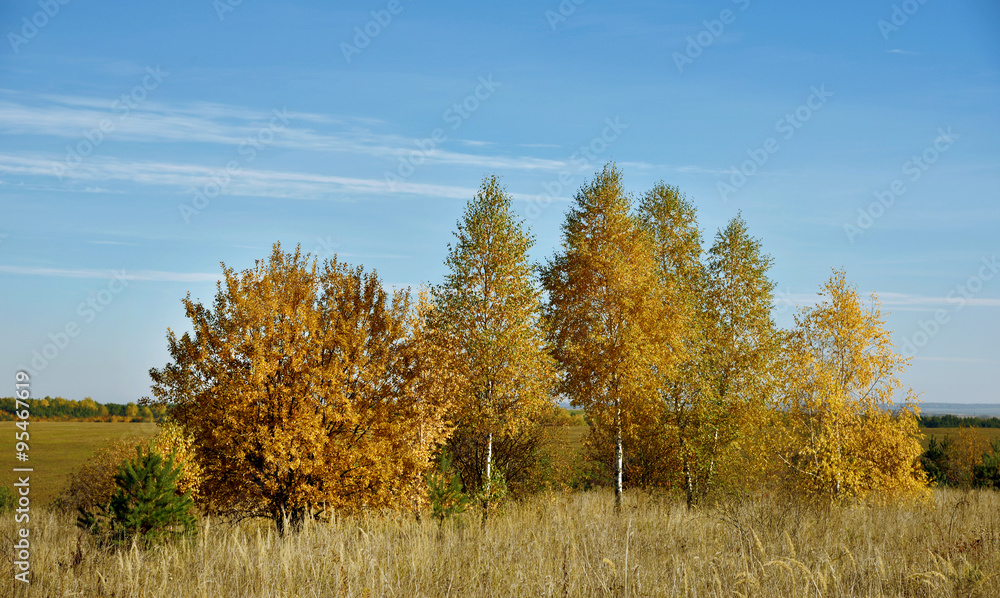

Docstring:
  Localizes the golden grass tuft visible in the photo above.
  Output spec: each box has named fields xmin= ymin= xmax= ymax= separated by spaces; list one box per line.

xmin=5 ymin=487 xmax=1000 ymax=597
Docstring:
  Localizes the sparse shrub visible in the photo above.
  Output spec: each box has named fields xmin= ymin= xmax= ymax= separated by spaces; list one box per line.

xmin=77 ymin=444 xmax=196 ymax=548
xmin=476 ymin=462 xmax=509 ymax=521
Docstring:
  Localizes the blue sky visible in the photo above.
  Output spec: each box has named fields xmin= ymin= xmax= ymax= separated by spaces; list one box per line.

xmin=1 ymin=0 xmax=998 ymax=405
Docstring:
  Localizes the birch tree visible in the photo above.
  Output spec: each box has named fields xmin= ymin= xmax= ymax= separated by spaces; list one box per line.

xmin=775 ymin=269 xmax=926 ymax=501
xmin=700 ymin=215 xmax=779 ymax=498
xmin=431 ymin=176 xmax=556 ymax=521
xmin=543 ymin=164 xmax=679 ymax=512
xmin=636 ymin=183 xmax=708 ymax=506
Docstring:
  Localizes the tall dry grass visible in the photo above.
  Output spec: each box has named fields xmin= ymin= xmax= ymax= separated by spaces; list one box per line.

xmin=5 ymin=488 xmax=999 ymax=597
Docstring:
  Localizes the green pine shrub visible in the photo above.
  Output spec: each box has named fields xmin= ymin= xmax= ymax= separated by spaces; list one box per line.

xmin=77 ymin=444 xmax=196 ymax=548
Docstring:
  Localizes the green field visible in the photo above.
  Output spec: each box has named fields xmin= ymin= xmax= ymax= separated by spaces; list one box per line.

xmin=0 ymin=422 xmax=157 ymax=505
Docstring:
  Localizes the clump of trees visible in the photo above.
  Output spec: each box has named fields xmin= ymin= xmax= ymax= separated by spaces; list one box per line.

xmin=147 ymin=247 xmax=450 ymax=533
xmin=140 ymin=163 xmax=933 ymax=530
xmin=774 ymin=271 xmax=926 ymax=501
xmin=0 ymin=397 xmax=166 ymax=422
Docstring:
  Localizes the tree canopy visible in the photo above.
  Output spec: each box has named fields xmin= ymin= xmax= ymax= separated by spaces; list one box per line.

xmin=148 ymin=245 xmax=450 ymax=532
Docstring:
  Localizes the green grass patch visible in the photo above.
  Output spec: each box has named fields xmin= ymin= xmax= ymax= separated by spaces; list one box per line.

xmin=0 ymin=422 xmax=157 ymax=505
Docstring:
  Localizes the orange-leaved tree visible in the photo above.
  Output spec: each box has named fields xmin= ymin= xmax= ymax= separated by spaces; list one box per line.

xmin=775 ymin=269 xmax=926 ymax=501
xmin=542 ymin=164 xmax=680 ymax=512
xmin=431 ymin=175 xmax=556 ymax=519
xmin=147 ymin=245 xmax=450 ymax=533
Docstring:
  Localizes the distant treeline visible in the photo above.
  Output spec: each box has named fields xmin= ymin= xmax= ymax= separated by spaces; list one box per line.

xmin=0 ymin=396 xmax=167 ymax=422
xmin=918 ymin=414 xmax=1000 ymax=429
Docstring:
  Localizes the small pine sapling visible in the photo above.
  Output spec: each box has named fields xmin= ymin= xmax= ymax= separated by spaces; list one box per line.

xmin=78 ymin=444 xmax=196 ymax=548
xmin=427 ymin=452 xmax=469 ymax=526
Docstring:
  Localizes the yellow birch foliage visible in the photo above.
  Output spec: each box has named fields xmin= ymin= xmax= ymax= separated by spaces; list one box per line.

xmin=701 ymin=215 xmax=780 ymax=494
xmin=542 ymin=164 xmax=681 ymax=510
xmin=775 ymin=269 xmax=927 ymax=502
xmin=431 ymin=176 xmax=557 ymax=497
xmin=633 ymin=183 xmax=704 ymax=494
xmin=148 ymin=245 xmax=450 ymax=530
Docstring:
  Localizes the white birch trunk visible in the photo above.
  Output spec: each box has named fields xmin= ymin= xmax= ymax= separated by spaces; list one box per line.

xmin=614 ymin=410 xmax=623 ymax=514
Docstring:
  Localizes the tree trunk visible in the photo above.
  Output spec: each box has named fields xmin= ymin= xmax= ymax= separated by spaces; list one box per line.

xmin=614 ymin=418 xmax=623 ymax=514
xmin=704 ymin=427 xmax=719 ymax=502
xmin=482 ymin=431 xmax=493 ymax=524
xmin=275 ymin=505 xmax=305 ymax=536
xmin=684 ymin=456 xmax=694 ymax=510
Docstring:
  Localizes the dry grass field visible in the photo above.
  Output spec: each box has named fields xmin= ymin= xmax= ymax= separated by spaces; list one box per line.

xmin=3 ymin=419 xmax=1000 ymax=596
xmin=6 ymin=488 xmax=999 ymax=597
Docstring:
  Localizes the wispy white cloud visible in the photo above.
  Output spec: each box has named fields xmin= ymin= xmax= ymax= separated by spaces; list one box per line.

xmin=915 ymin=356 xmax=1000 ymax=364
xmin=0 ymin=154 xmax=551 ymax=202
xmin=875 ymin=291 xmax=1000 ymax=309
xmin=772 ymin=290 xmax=1000 ymax=311
xmin=676 ymin=164 xmax=737 ymax=176
xmin=0 ymin=264 xmax=220 ymax=282
xmin=0 ymin=92 xmax=569 ymax=172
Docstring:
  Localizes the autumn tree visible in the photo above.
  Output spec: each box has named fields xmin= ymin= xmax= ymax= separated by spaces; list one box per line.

xmin=147 ymin=245 xmax=450 ymax=533
xmin=698 ymin=215 xmax=779 ymax=499
xmin=635 ymin=183 xmax=707 ymax=503
xmin=431 ymin=176 xmax=556 ymax=519
xmin=774 ymin=269 xmax=926 ymax=501
xmin=542 ymin=164 xmax=680 ymax=512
